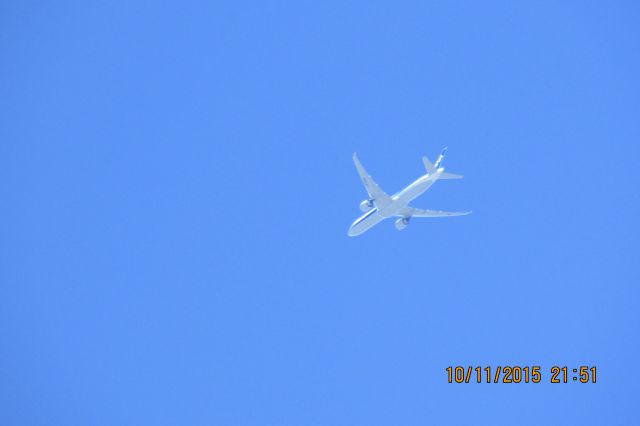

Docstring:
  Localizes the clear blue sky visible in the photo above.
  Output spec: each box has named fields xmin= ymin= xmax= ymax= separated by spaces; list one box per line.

xmin=2 ymin=1 xmax=639 ymax=425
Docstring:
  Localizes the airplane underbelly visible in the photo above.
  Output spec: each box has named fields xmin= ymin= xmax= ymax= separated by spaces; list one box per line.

xmin=348 ymin=210 xmax=384 ymax=236
xmin=398 ymin=180 xmax=434 ymax=204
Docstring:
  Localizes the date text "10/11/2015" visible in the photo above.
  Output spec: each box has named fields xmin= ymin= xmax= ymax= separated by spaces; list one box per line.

xmin=445 ymin=366 xmax=597 ymax=384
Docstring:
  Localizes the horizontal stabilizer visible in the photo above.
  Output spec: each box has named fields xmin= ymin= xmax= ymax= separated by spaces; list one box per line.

xmin=439 ymin=172 xmax=463 ymax=179
xmin=422 ymin=156 xmax=436 ymax=175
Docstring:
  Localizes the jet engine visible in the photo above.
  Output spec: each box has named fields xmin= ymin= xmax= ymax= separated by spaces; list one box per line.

xmin=394 ymin=217 xmax=410 ymax=230
xmin=359 ymin=199 xmax=374 ymax=212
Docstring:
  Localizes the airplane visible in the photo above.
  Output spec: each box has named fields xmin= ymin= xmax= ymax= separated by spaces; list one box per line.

xmin=348 ymin=148 xmax=471 ymax=236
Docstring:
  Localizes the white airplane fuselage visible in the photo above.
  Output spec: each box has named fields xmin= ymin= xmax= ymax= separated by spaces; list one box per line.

xmin=348 ymin=169 xmax=443 ymax=236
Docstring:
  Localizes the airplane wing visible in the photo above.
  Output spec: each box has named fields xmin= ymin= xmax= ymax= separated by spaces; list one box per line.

xmin=399 ymin=206 xmax=471 ymax=217
xmin=352 ymin=153 xmax=391 ymax=204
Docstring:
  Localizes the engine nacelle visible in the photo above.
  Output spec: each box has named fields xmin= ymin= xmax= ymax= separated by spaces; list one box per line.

xmin=359 ymin=199 xmax=374 ymax=212
xmin=394 ymin=217 xmax=410 ymax=231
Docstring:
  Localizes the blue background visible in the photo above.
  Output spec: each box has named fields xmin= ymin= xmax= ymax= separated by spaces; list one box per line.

xmin=2 ymin=1 xmax=639 ymax=424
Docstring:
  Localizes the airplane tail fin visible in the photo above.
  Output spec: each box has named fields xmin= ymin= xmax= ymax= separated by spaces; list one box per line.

xmin=423 ymin=147 xmax=463 ymax=179
xmin=433 ymin=147 xmax=448 ymax=169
